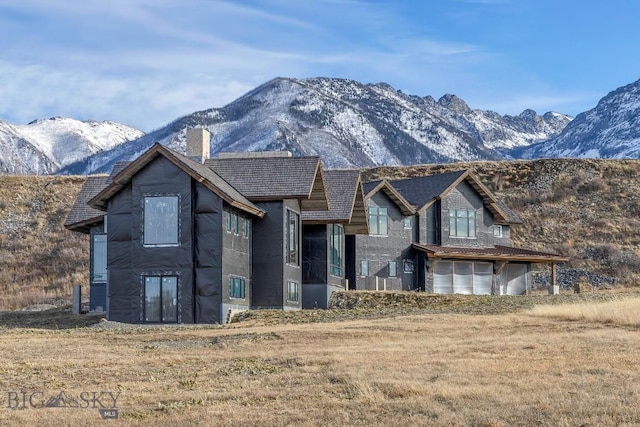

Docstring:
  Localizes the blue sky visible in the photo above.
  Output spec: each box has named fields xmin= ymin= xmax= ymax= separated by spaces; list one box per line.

xmin=0 ymin=0 xmax=638 ymax=132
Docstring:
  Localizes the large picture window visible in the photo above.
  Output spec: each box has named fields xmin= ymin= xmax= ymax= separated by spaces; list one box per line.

xmin=92 ymin=234 xmax=107 ymax=283
xmin=449 ymin=209 xmax=476 ymax=238
xmin=144 ymin=196 xmax=179 ymax=246
xmin=229 ymin=276 xmax=246 ymax=299
xmin=286 ymin=210 xmax=300 ymax=265
xmin=368 ymin=207 xmax=388 ymax=235
xmin=144 ymin=276 xmax=178 ymax=322
xmin=330 ymin=224 xmax=344 ymax=277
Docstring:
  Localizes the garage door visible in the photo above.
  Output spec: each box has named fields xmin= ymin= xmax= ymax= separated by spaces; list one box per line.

xmin=433 ymin=261 xmax=493 ymax=295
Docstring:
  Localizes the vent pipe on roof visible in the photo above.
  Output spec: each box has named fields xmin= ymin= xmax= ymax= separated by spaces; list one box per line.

xmin=186 ymin=128 xmax=211 ymax=163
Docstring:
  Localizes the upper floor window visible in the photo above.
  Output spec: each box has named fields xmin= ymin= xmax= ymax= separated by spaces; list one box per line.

xmin=330 ymin=224 xmax=344 ymax=277
xmin=286 ymin=210 xmax=300 ymax=265
xmin=92 ymin=234 xmax=107 ymax=283
xmin=403 ymin=217 xmax=412 ymax=229
xmin=368 ymin=207 xmax=388 ymax=235
xmin=243 ymin=217 xmax=250 ymax=238
xmin=449 ymin=209 xmax=476 ymax=238
xmin=493 ymin=225 xmax=503 ymax=238
xmin=144 ymin=196 xmax=179 ymax=246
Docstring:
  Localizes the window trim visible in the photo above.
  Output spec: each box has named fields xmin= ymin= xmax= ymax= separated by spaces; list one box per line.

xmin=143 ymin=195 xmax=180 ymax=247
xmin=448 ymin=208 xmax=477 ymax=238
xmin=329 ymin=224 xmax=344 ymax=277
xmin=92 ymin=233 xmax=107 ymax=283
xmin=287 ymin=280 xmax=299 ymax=302
xmin=403 ymin=259 xmax=415 ymax=274
xmin=360 ymin=260 xmax=369 ymax=277
xmin=229 ymin=276 xmax=246 ymax=300
xmin=368 ymin=206 xmax=389 ymax=236
xmin=286 ymin=209 xmax=300 ymax=266
xmin=143 ymin=275 xmax=178 ymax=323
xmin=388 ymin=261 xmax=397 ymax=278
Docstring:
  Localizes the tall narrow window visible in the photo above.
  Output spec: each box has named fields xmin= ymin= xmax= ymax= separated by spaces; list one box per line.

xmin=144 ymin=276 xmax=177 ymax=323
xmin=368 ymin=207 xmax=388 ymax=235
xmin=286 ymin=210 xmax=300 ymax=265
xmin=144 ymin=196 xmax=179 ymax=246
xmin=287 ymin=281 xmax=299 ymax=302
xmin=229 ymin=276 xmax=246 ymax=299
xmin=449 ymin=209 xmax=476 ymax=238
xmin=330 ymin=224 xmax=344 ymax=276
xmin=92 ymin=234 xmax=107 ymax=283
xmin=226 ymin=211 xmax=232 ymax=232
xmin=233 ymin=212 xmax=239 ymax=235
xmin=403 ymin=216 xmax=412 ymax=229
xmin=243 ymin=217 xmax=250 ymax=238
xmin=360 ymin=260 xmax=369 ymax=276
xmin=388 ymin=261 xmax=397 ymax=277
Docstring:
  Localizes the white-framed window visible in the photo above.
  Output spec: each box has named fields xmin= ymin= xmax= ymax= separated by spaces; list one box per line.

xmin=368 ymin=207 xmax=388 ymax=235
xmin=286 ymin=210 xmax=300 ymax=265
xmin=449 ymin=209 xmax=476 ymax=238
xmin=229 ymin=276 xmax=246 ymax=299
xmin=493 ymin=225 xmax=503 ymax=238
xmin=144 ymin=275 xmax=178 ymax=323
xmin=287 ymin=281 xmax=299 ymax=302
xmin=360 ymin=260 xmax=369 ymax=276
xmin=330 ymin=224 xmax=344 ymax=277
xmin=403 ymin=216 xmax=412 ymax=229
xmin=92 ymin=234 xmax=107 ymax=283
xmin=143 ymin=196 xmax=179 ymax=246
xmin=403 ymin=259 xmax=415 ymax=274
xmin=388 ymin=261 xmax=397 ymax=277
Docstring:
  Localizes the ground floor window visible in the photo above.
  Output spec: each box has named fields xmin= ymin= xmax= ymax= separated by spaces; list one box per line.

xmin=144 ymin=276 xmax=178 ymax=322
xmin=433 ymin=261 xmax=492 ymax=295
xmin=403 ymin=259 xmax=415 ymax=274
xmin=287 ymin=281 xmax=299 ymax=302
xmin=229 ymin=276 xmax=246 ymax=299
xmin=92 ymin=234 xmax=107 ymax=283
xmin=360 ymin=260 xmax=369 ymax=276
xmin=388 ymin=261 xmax=397 ymax=277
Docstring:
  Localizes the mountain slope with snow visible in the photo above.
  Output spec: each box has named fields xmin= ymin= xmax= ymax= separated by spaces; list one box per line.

xmin=60 ymin=77 xmax=571 ymax=174
xmin=514 ymin=79 xmax=640 ymax=159
xmin=0 ymin=118 xmax=144 ymax=175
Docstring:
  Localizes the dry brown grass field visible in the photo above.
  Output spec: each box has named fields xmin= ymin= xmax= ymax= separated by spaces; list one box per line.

xmin=1 ymin=297 xmax=639 ymax=426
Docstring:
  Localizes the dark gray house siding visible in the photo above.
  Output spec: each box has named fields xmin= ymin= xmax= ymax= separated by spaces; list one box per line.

xmin=221 ymin=206 xmax=252 ymax=317
xmin=301 ymin=224 xmax=346 ymax=309
xmin=251 ymin=199 xmax=303 ymax=310
xmin=352 ymin=192 xmax=414 ymax=291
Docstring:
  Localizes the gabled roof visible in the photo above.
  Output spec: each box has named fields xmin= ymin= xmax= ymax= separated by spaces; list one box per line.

xmin=412 ymin=243 xmax=568 ymax=263
xmin=363 ymin=179 xmax=416 ymax=216
xmin=302 ymin=169 xmax=369 ymax=234
xmin=64 ymin=175 xmax=109 ymax=233
xmin=386 ymin=170 xmax=521 ymax=225
xmin=88 ymin=144 xmax=265 ymax=218
xmin=206 ymin=156 xmax=329 ymax=211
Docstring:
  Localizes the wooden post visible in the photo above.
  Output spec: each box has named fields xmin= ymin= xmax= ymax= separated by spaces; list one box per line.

xmin=549 ymin=262 xmax=560 ymax=295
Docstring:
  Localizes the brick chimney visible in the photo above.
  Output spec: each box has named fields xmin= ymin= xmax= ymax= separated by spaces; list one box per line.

xmin=186 ymin=128 xmax=210 ymax=163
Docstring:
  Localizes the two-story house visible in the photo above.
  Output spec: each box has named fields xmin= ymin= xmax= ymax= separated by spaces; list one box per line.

xmin=347 ymin=171 xmax=567 ymax=294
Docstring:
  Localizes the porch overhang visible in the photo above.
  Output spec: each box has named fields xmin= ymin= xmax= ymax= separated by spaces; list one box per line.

xmin=412 ymin=243 xmax=569 ymax=264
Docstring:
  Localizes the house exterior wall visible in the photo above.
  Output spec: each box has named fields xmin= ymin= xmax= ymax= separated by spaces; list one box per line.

xmin=221 ymin=206 xmax=252 ymax=317
xmin=302 ymin=224 xmax=346 ymax=309
xmin=353 ymin=192 xmax=414 ymax=291
xmin=441 ymin=180 xmax=498 ymax=248
xmin=252 ymin=199 xmax=303 ymax=310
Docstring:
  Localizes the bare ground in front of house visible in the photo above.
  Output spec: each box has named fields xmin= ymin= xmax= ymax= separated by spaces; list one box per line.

xmin=1 ymin=297 xmax=639 ymax=426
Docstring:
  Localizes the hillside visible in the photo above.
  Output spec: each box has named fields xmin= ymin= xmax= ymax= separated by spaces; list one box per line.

xmin=1 ymin=158 xmax=639 ymax=310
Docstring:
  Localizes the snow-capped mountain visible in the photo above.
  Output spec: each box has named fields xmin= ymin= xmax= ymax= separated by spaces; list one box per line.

xmin=513 ymin=78 xmax=640 ymax=159
xmin=60 ymin=77 xmax=570 ymax=174
xmin=0 ymin=117 xmax=144 ymax=174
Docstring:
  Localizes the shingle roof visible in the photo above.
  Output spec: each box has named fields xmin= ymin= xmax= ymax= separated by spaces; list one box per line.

xmin=89 ymin=144 xmax=265 ymax=218
xmin=206 ymin=156 xmax=329 ymax=210
xmin=64 ymin=175 xmax=109 ymax=233
xmin=108 ymin=161 xmax=130 ymax=182
xmin=412 ymin=243 xmax=568 ymax=263
xmin=302 ymin=169 xmax=369 ymax=234
xmin=389 ymin=170 xmax=467 ymax=208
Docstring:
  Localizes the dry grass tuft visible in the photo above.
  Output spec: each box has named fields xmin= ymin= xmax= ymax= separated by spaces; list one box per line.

xmin=527 ymin=297 xmax=640 ymax=327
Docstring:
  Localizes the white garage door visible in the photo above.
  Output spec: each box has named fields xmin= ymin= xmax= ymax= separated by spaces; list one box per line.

xmin=433 ymin=261 xmax=494 ymax=295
